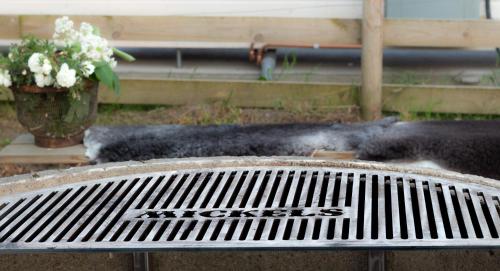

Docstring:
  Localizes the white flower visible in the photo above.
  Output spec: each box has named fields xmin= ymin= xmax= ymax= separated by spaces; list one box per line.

xmin=28 ymin=53 xmax=52 ymax=75
xmin=41 ymin=59 xmax=52 ymax=75
xmin=53 ymin=16 xmax=78 ymax=47
xmin=0 ymin=69 xmax=12 ymax=87
xmin=34 ymin=73 xmax=53 ymax=88
xmin=8 ymin=53 xmax=13 ymax=60
xmin=52 ymin=17 xmax=118 ymax=68
xmin=109 ymin=58 xmax=117 ymax=69
xmin=79 ymin=22 xmax=94 ymax=36
xmin=56 ymin=63 xmax=77 ymax=88
xmin=81 ymin=61 xmax=95 ymax=77
xmin=28 ymin=53 xmax=43 ymax=73
xmin=54 ymin=16 xmax=74 ymax=35
xmin=22 ymin=70 xmax=27 ymax=75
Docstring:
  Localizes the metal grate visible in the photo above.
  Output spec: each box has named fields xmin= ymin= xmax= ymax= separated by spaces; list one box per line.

xmin=0 ymin=166 xmax=499 ymax=252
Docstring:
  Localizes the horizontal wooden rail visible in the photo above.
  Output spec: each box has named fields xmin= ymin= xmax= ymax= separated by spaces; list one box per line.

xmin=2 ymin=80 xmax=500 ymax=115
xmin=97 ymin=79 xmax=358 ymax=108
xmin=0 ymin=16 xmax=361 ymax=48
xmin=2 ymin=15 xmax=500 ymax=48
xmin=384 ymin=19 xmax=500 ymax=48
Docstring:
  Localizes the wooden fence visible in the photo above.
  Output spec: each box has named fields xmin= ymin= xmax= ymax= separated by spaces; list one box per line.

xmin=1 ymin=0 xmax=500 ymax=118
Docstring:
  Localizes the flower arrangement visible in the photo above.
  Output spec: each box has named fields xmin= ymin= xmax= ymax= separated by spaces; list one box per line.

xmin=0 ymin=16 xmax=134 ymax=147
xmin=0 ymin=16 xmax=134 ymax=96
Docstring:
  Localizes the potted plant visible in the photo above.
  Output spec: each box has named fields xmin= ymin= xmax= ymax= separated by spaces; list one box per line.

xmin=0 ymin=17 xmax=134 ymax=148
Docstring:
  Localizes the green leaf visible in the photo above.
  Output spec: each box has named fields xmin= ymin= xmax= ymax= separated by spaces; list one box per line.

xmin=92 ymin=25 xmax=101 ymax=36
xmin=111 ymin=71 xmax=121 ymax=95
xmin=94 ymin=63 xmax=119 ymax=95
xmin=113 ymin=48 xmax=135 ymax=62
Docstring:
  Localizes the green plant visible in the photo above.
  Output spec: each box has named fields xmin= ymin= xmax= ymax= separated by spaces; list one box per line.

xmin=0 ymin=138 xmax=11 ymax=148
xmin=481 ymin=69 xmax=500 ymax=86
xmin=304 ymin=64 xmax=321 ymax=83
xmin=390 ymin=71 xmax=428 ymax=85
xmin=0 ymin=17 xmax=134 ymax=96
xmin=189 ymin=67 xmax=199 ymax=80
xmin=277 ymin=51 xmax=297 ymax=80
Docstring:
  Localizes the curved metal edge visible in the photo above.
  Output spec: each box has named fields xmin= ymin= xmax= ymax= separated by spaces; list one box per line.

xmin=0 ymin=157 xmax=498 ymax=197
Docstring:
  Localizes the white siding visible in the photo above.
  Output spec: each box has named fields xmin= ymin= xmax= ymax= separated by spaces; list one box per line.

xmin=0 ymin=0 xmax=363 ymax=18
xmin=0 ymin=0 xmax=498 ymax=19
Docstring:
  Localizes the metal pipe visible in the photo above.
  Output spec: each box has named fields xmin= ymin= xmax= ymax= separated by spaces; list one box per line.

xmin=133 ymin=252 xmax=150 ymax=271
xmin=260 ymin=50 xmax=277 ymax=80
xmin=176 ymin=49 xmax=182 ymax=68
xmin=249 ymin=42 xmax=361 ymax=64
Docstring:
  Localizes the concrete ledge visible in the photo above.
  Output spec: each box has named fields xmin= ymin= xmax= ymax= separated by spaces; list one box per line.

xmin=0 ymin=157 xmax=498 ymax=197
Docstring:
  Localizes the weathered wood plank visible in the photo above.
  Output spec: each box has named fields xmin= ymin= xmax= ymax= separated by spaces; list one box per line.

xmin=383 ymin=84 xmax=500 ymax=115
xmin=17 ymin=16 xmax=361 ymax=46
xmin=0 ymin=134 xmax=88 ymax=164
xmin=0 ymin=16 xmax=19 ymax=39
xmin=3 ymin=15 xmax=500 ymax=48
xmin=10 ymin=134 xmax=34 ymax=145
xmin=384 ymin=19 xmax=500 ymax=48
xmin=361 ymin=0 xmax=384 ymax=120
xmin=310 ymin=150 xmax=356 ymax=160
xmin=97 ymin=79 xmax=358 ymax=108
xmin=3 ymin=80 xmax=500 ymax=115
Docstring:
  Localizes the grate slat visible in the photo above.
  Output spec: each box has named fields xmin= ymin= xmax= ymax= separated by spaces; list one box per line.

xmin=179 ymin=172 xmax=209 ymax=209
xmin=271 ymin=170 xmax=291 ymax=208
xmin=7 ymin=189 xmax=73 ymax=243
xmin=0 ymin=192 xmax=61 ymax=242
xmin=62 ymin=180 xmax=127 ymax=242
xmin=215 ymin=219 xmax=235 ymax=241
xmin=0 ymin=196 xmax=41 ymax=237
xmin=362 ymin=174 xmax=373 ymax=239
xmin=428 ymin=182 xmax=447 ymax=239
xmin=233 ymin=171 xmax=256 ymax=208
xmin=156 ymin=175 xmax=185 ymax=209
xmin=485 ymin=197 xmax=500 ymax=235
xmin=218 ymin=171 xmax=244 ymax=208
xmin=402 ymin=178 xmax=416 ymax=239
xmin=167 ymin=173 xmax=199 ymax=209
xmin=455 ymin=188 xmax=477 ymax=238
xmin=85 ymin=176 xmax=153 ymax=242
xmin=390 ymin=177 xmax=401 ymax=239
xmin=298 ymin=171 xmax=314 ymax=207
xmin=246 ymin=171 xmax=268 ymax=208
xmin=441 ymin=185 xmax=461 ymax=238
xmin=284 ymin=171 xmax=302 ymax=207
xmin=312 ymin=171 xmax=325 ymax=208
xmin=348 ymin=173 xmax=361 ymax=240
xmin=468 ymin=191 xmax=491 ymax=239
xmin=303 ymin=218 xmax=316 ymax=240
xmin=257 ymin=170 xmax=279 ymax=208
xmin=333 ymin=173 xmax=348 ymax=239
xmin=71 ymin=178 xmax=145 ymax=242
xmin=27 ymin=186 xmax=93 ymax=243
xmin=415 ymin=180 xmax=431 ymax=239
xmin=210 ymin=172 xmax=233 ymax=208
xmin=184 ymin=219 xmax=206 ymax=241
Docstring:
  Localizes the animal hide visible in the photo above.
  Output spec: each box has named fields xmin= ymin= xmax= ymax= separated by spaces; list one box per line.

xmin=84 ymin=117 xmax=500 ymax=180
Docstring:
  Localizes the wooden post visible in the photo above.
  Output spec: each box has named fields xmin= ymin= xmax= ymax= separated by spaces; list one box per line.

xmin=361 ymin=0 xmax=384 ymax=120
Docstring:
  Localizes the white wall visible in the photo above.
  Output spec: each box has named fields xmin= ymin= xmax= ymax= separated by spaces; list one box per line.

xmin=0 ymin=0 xmax=498 ymax=19
xmin=0 ymin=0 xmax=363 ymax=18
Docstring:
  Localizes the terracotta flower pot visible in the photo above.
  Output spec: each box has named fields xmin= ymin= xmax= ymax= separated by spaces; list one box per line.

xmin=11 ymin=80 xmax=98 ymax=148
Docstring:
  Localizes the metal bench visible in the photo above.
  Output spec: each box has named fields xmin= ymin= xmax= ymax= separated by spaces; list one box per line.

xmin=0 ymin=157 xmax=498 ymax=270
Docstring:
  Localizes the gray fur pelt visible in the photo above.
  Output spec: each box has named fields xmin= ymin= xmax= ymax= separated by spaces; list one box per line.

xmin=84 ymin=117 xmax=500 ymax=180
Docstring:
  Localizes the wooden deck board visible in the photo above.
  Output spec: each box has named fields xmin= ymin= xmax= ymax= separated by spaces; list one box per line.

xmin=0 ymin=134 xmax=89 ymax=164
